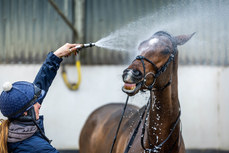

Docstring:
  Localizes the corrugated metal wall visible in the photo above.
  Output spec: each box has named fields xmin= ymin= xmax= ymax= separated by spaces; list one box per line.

xmin=83 ymin=0 xmax=229 ymax=65
xmin=82 ymin=0 xmax=160 ymax=65
xmin=1 ymin=0 xmax=229 ymax=65
xmin=0 ymin=0 xmax=73 ymax=64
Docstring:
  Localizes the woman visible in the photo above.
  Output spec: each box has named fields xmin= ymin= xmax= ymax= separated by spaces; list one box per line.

xmin=0 ymin=43 xmax=81 ymax=153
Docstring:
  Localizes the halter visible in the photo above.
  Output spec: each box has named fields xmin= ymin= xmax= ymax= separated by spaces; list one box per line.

xmin=134 ymin=49 xmax=176 ymax=91
xmin=134 ymin=31 xmax=178 ymax=91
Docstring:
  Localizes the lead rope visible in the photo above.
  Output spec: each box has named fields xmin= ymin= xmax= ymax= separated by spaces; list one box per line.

xmin=140 ymin=97 xmax=181 ymax=152
xmin=124 ymin=96 xmax=151 ymax=153
xmin=124 ymin=92 xmax=181 ymax=153
xmin=140 ymin=92 xmax=153 ymax=151
xmin=109 ymin=95 xmax=129 ymax=153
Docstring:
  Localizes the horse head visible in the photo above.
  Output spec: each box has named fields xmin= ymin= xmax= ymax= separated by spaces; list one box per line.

xmin=122 ymin=31 xmax=195 ymax=96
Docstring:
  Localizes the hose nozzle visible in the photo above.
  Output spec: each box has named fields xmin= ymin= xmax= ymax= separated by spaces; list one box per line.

xmin=75 ymin=43 xmax=95 ymax=50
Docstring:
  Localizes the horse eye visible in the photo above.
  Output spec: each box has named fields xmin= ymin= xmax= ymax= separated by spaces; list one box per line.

xmin=161 ymin=49 xmax=170 ymax=55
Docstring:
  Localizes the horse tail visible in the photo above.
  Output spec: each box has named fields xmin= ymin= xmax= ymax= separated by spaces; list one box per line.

xmin=0 ymin=119 xmax=10 ymax=153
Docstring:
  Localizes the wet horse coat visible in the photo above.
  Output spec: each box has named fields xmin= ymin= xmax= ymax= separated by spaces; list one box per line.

xmin=79 ymin=31 xmax=194 ymax=153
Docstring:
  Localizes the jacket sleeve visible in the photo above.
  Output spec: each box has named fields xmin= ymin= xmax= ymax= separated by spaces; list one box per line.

xmin=33 ymin=52 xmax=63 ymax=103
xmin=8 ymin=134 xmax=60 ymax=153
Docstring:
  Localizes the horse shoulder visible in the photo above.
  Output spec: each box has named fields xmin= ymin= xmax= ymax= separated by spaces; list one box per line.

xmin=79 ymin=103 xmax=139 ymax=153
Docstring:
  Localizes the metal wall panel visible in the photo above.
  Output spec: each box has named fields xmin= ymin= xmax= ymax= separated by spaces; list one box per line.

xmin=1 ymin=0 xmax=229 ymax=65
xmin=0 ymin=0 xmax=73 ymax=64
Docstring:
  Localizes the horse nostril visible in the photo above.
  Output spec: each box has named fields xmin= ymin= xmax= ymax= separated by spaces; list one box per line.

xmin=123 ymin=69 xmax=129 ymax=74
xmin=122 ymin=69 xmax=142 ymax=82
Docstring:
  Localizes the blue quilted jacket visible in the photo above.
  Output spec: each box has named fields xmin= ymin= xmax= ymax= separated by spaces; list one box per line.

xmin=8 ymin=52 xmax=62 ymax=153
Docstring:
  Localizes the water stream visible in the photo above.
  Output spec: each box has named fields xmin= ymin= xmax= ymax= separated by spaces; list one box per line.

xmin=93 ymin=0 xmax=229 ymax=64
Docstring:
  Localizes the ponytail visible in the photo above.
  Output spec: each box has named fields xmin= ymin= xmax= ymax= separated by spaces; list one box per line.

xmin=0 ymin=119 xmax=9 ymax=153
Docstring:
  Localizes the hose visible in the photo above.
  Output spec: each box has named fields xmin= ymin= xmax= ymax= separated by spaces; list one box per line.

xmin=61 ymin=43 xmax=95 ymax=90
xmin=61 ymin=60 xmax=82 ymax=90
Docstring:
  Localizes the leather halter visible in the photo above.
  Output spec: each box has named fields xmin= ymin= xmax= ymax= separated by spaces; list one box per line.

xmin=134 ymin=47 xmax=176 ymax=91
xmin=133 ymin=31 xmax=178 ymax=91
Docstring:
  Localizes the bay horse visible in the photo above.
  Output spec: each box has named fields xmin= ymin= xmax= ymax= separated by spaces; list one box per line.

xmin=79 ymin=31 xmax=195 ymax=153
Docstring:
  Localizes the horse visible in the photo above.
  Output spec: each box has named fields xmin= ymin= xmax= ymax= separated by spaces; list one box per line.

xmin=79 ymin=31 xmax=195 ymax=153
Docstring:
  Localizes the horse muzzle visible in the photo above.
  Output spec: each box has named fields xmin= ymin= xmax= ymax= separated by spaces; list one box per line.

xmin=122 ymin=69 xmax=143 ymax=96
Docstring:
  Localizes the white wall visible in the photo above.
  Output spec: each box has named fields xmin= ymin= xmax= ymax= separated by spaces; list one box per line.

xmin=0 ymin=65 xmax=228 ymax=150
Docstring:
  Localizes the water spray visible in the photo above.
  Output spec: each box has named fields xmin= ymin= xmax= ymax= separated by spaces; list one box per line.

xmin=75 ymin=43 xmax=96 ymax=50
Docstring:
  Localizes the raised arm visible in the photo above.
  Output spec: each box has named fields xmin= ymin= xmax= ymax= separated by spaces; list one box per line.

xmin=33 ymin=43 xmax=79 ymax=104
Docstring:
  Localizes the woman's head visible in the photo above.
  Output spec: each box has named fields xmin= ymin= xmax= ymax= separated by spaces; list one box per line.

xmin=0 ymin=81 xmax=45 ymax=120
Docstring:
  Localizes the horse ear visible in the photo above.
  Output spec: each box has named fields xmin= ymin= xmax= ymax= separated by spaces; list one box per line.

xmin=174 ymin=32 xmax=196 ymax=46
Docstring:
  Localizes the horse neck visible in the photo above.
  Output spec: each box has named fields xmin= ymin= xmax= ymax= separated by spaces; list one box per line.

xmin=147 ymin=53 xmax=180 ymax=147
